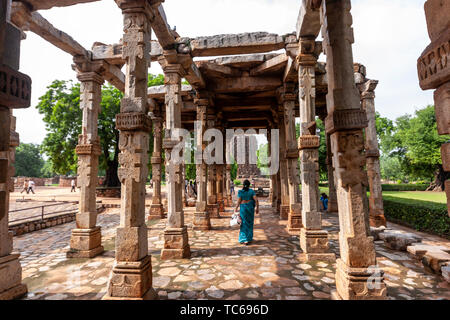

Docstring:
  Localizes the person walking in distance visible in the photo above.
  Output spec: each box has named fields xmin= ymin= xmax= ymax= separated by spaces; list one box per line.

xmin=20 ymin=180 xmax=28 ymax=194
xmin=71 ymin=179 xmax=76 ymax=192
xmin=28 ymin=179 xmax=35 ymax=194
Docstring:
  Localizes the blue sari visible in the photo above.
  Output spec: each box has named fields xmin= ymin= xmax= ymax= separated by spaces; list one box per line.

xmin=238 ymin=189 xmax=256 ymax=243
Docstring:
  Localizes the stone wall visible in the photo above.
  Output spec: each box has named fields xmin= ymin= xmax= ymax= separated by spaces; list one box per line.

xmin=96 ymin=187 xmax=121 ymax=198
xmin=14 ymin=177 xmax=46 ymax=187
xmin=9 ymin=212 xmax=76 ymax=236
xmin=59 ymin=176 xmax=77 ymax=187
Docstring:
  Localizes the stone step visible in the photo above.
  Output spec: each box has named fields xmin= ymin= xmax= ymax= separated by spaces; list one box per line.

xmin=379 ymin=231 xmax=422 ymax=251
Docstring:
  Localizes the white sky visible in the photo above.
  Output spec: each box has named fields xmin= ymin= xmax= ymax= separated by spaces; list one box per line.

xmin=13 ymin=0 xmax=433 ymax=145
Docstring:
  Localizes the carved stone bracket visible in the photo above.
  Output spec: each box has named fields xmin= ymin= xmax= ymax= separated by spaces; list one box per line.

xmin=418 ymin=28 xmax=450 ymax=90
xmin=76 ymin=143 xmax=101 ymax=156
xmin=0 ymin=63 xmax=31 ymax=108
xmin=325 ymin=109 xmax=368 ymax=134
xmin=299 ymin=135 xmax=320 ymax=150
xmin=116 ymin=112 xmax=151 ymax=131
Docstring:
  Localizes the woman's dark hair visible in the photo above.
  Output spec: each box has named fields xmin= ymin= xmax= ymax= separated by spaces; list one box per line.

xmin=243 ymin=179 xmax=251 ymax=191
xmin=321 ymin=193 xmax=328 ymax=198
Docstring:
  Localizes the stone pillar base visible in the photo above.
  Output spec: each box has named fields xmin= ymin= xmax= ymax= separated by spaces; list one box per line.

xmin=299 ymin=229 xmax=335 ymax=262
xmin=104 ymin=255 xmax=155 ymax=299
xmin=193 ymin=211 xmax=211 ymax=230
xmin=218 ymin=200 xmax=225 ymax=213
xmin=280 ymin=205 xmax=289 ymax=220
xmin=207 ymin=204 xmax=219 ymax=218
xmin=67 ymin=227 xmax=104 ymax=258
xmin=148 ymin=204 xmax=165 ymax=220
xmin=0 ymin=254 xmax=27 ymax=300
xmin=287 ymin=204 xmax=302 ymax=233
xmin=161 ymin=227 xmax=191 ymax=260
xmin=369 ymin=213 xmax=387 ymax=228
xmin=333 ymin=258 xmax=387 ymax=300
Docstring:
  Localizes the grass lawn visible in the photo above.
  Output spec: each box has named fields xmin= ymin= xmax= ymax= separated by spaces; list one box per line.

xmin=382 ymin=191 xmax=446 ymax=204
xmin=317 ymin=186 xmax=446 ymax=204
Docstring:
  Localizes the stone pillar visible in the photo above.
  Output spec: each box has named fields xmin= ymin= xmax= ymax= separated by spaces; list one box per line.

xmin=226 ymin=164 xmax=232 ymax=205
xmin=216 ymin=164 xmax=225 ymax=213
xmin=279 ymin=112 xmax=290 ymax=220
xmin=321 ymin=0 xmax=386 ymax=300
xmin=104 ymin=0 xmax=155 ymax=300
xmin=161 ymin=63 xmax=190 ymax=260
xmin=0 ymin=7 xmax=28 ymax=299
xmin=149 ymin=116 xmax=164 ymax=219
xmin=206 ymin=117 xmax=219 ymax=217
xmin=417 ymin=0 xmax=450 ymax=217
xmin=298 ymin=38 xmax=335 ymax=262
xmin=67 ymin=60 xmax=104 ymax=259
xmin=193 ymin=99 xmax=210 ymax=230
xmin=282 ymin=86 xmax=302 ymax=233
xmin=325 ymin=132 xmax=338 ymax=212
xmin=360 ymin=78 xmax=386 ymax=227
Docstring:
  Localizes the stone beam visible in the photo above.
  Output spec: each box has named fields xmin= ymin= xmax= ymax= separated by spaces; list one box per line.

xmin=148 ymin=84 xmax=193 ymax=99
xmin=210 ymin=76 xmax=282 ymax=93
xmin=11 ymin=3 xmax=88 ymax=57
xmin=92 ymin=40 xmax=163 ymax=64
xmin=296 ymin=0 xmax=322 ymax=39
xmin=13 ymin=0 xmax=100 ymax=11
xmin=196 ymin=61 xmax=241 ymax=78
xmin=102 ymin=62 xmax=125 ymax=92
xmin=250 ymin=53 xmax=288 ymax=76
xmin=150 ymin=4 xmax=176 ymax=50
xmin=190 ymin=32 xmax=286 ymax=57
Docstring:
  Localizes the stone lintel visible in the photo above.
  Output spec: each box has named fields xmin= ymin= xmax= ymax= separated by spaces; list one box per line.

xmin=325 ymin=109 xmax=368 ymax=134
xmin=116 ymin=112 xmax=151 ymax=132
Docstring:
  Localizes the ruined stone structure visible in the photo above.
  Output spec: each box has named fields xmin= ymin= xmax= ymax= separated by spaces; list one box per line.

xmin=417 ymin=0 xmax=450 ymax=217
xmin=0 ymin=0 xmax=417 ymax=300
xmin=234 ymin=135 xmax=261 ymax=179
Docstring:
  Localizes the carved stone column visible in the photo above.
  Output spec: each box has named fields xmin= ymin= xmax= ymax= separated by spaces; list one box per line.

xmin=360 ymin=78 xmax=386 ymax=227
xmin=298 ymin=38 xmax=335 ymax=262
xmin=325 ymin=132 xmax=338 ymax=212
xmin=279 ymin=112 xmax=290 ymax=220
xmin=104 ymin=0 xmax=155 ymax=300
xmin=67 ymin=59 xmax=104 ymax=259
xmin=226 ymin=164 xmax=232 ymax=205
xmin=418 ymin=0 xmax=450 ymax=217
xmin=193 ymin=99 xmax=210 ymax=230
xmin=149 ymin=116 xmax=164 ymax=219
xmin=321 ymin=0 xmax=386 ymax=300
xmin=0 ymin=10 xmax=28 ymax=299
xmin=206 ymin=117 xmax=219 ymax=217
xmin=282 ymin=85 xmax=302 ymax=233
xmin=161 ymin=63 xmax=190 ymax=260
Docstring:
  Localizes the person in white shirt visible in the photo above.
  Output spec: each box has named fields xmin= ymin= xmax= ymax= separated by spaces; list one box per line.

xmin=28 ymin=180 xmax=35 ymax=194
xmin=71 ymin=179 xmax=76 ymax=192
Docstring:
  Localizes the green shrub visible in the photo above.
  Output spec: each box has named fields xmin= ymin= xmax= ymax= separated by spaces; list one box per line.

xmin=381 ymin=184 xmax=429 ymax=191
xmin=383 ymin=196 xmax=450 ymax=239
xmin=234 ymin=179 xmax=241 ymax=186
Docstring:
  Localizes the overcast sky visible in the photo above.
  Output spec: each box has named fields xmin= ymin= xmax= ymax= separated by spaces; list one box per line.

xmin=13 ymin=0 xmax=433 ymax=145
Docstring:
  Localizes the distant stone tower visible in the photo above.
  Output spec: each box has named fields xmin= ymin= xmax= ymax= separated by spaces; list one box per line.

xmin=232 ymin=134 xmax=261 ymax=179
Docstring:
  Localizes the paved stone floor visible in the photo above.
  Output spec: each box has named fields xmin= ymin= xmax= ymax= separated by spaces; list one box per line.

xmin=12 ymin=198 xmax=450 ymax=300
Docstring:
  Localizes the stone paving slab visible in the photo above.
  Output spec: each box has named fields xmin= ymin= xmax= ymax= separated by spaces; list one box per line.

xmin=12 ymin=200 xmax=450 ymax=300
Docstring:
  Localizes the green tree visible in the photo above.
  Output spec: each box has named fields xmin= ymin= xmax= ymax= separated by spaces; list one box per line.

xmin=15 ymin=143 xmax=45 ymax=177
xmin=37 ymin=74 xmax=165 ymax=187
xmin=381 ymin=106 xmax=450 ymax=190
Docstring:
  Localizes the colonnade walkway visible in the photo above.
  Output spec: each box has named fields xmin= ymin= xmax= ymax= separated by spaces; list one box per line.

xmin=13 ymin=198 xmax=450 ymax=300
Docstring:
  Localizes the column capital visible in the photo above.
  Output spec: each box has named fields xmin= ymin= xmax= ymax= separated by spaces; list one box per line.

xmin=114 ymin=0 xmax=155 ymax=20
xmin=297 ymin=37 xmax=321 ymax=66
xmin=325 ymin=109 xmax=368 ymax=134
xmin=163 ymin=64 xmax=186 ymax=83
xmin=359 ymin=79 xmax=378 ymax=99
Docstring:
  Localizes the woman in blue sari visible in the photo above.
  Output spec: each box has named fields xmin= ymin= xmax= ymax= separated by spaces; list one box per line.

xmin=234 ymin=180 xmax=259 ymax=245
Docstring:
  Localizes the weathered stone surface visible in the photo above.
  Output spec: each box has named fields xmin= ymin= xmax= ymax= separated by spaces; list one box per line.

xmin=422 ymin=251 xmax=450 ymax=274
xmin=442 ymin=264 xmax=450 ymax=283
xmin=370 ymin=226 xmax=387 ymax=241
xmin=379 ymin=231 xmax=422 ymax=251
